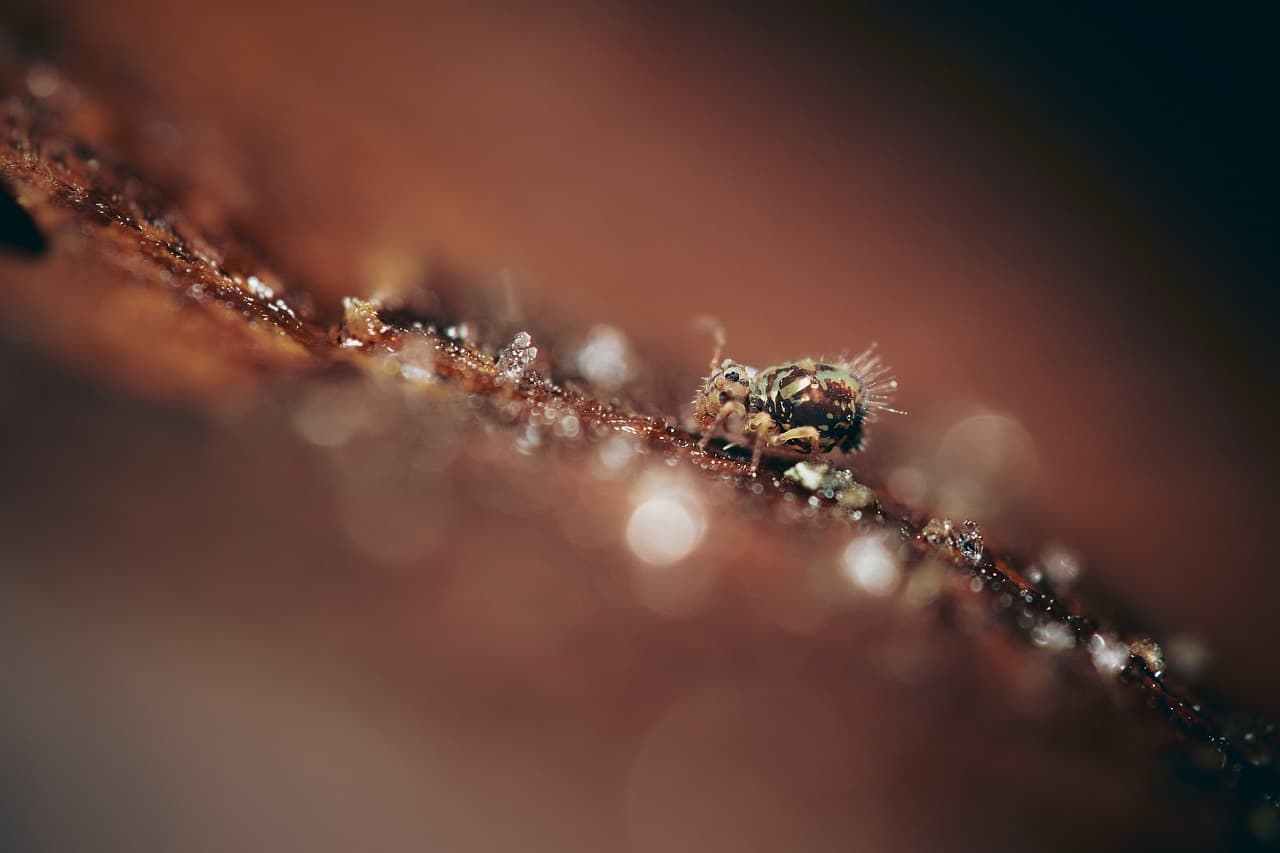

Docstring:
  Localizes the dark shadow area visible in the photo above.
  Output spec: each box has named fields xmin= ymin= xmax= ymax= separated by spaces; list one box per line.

xmin=723 ymin=2 xmax=1280 ymax=373
xmin=0 ymin=179 xmax=46 ymax=257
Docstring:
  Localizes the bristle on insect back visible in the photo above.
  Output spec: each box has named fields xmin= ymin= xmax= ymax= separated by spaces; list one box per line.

xmin=844 ymin=344 xmax=905 ymax=419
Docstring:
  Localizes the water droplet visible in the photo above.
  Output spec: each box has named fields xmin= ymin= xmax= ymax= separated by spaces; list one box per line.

xmin=514 ymin=423 xmax=543 ymax=455
xmin=887 ymin=466 xmax=929 ymax=504
xmin=1040 ymin=542 xmax=1083 ymax=589
xmin=495 ymin=330 xmax=538 ymax=382
xmin=1088 ymin=633 xmax=1130 ymax=677
xmin=292 ymin=386 xmax=370 ymax=448
xmin=596 ymin=434 xmax=639 ymax=475
xmin=839 ymin=536 xmax=900 ymax=596
xmin=555 ymin=414 xmax=581 ymax=438
xmin=26 ymin=64 xmax=59 ymax=98
xmin=627 ymin=496 xmax=704 ymax=566
xmin=954 ymin=521 xmax=984 ymax=565
xmin=1031 ymin=621 xmax=1076 ymax=651
xmin=443 ymin=322 xmax=473 ymax=341
xmin=936 ymin=412 xmax=1039 ymax=511
xmin=393 ymin=333 xmax=438 ymax=384
xmin=576 ymin=325 xmax=634 ymax=389
xmin=245 ymin=274 xmax=275 ymax=300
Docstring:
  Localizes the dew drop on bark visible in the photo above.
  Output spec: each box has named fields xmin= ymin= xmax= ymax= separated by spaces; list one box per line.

xmin=495 ymin=331 xmax=538 ymax=382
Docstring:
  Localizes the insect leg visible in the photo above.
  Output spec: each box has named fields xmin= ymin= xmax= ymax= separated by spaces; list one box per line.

xmin=698 ymin=400 xmax=746 ymax=449
xmin=747 ymin=411 xmax=776 ymax=473
xmin=771 ymin=425 xmax=821 ymax=451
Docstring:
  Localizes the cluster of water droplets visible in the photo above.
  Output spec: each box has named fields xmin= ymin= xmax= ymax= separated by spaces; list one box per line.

xmin=920 ymin=517 xmax=984 ymax=566
xmin=495 ymin=331 xmax=538 ymax=383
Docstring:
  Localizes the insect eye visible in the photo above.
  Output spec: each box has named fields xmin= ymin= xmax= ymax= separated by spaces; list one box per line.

xmin=724 ymin=370 xmax=740 ymax=382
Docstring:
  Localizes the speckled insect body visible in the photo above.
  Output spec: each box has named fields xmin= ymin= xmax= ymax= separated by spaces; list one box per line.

xmin=693 ymin=337 xmax=899 ymax=471
xmin=752 ymin=358 xmax=868 ymax=454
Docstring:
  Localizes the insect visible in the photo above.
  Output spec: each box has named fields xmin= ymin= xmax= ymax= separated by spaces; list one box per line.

xmin=692 ymin=327 xmax=901 ymax=472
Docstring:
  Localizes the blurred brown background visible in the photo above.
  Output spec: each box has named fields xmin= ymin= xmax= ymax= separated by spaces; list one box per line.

xmin=2 ymin=2 xmax=1278 ymax=851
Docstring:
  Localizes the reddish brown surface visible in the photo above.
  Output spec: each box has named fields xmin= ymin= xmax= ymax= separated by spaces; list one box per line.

xmin=2 ymin=6 xmax=1278 ymax=851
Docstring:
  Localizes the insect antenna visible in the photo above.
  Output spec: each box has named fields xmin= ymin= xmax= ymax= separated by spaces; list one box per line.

xmin=693 ymin=315 xmax=728 ymax=371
